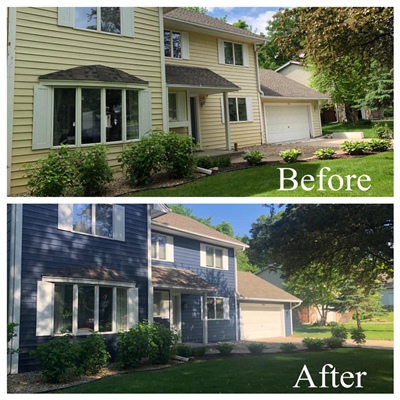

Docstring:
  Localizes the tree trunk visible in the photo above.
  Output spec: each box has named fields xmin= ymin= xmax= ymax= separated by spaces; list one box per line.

xmin=355 ymin=309 xmax=362 ymax=330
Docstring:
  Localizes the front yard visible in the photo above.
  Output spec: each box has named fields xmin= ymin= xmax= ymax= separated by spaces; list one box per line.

xmin=322 ymin=120 xmax=394 ymax=138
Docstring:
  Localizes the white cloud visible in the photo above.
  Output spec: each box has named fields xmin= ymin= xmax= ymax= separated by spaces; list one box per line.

xmin=227 ymin=10 xmax=276 ymax=35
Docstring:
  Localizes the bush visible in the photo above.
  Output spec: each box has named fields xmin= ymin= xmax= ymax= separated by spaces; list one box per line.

xmin=314 ymin=148 xmax=336 ymax=160
xmin=24 ymin=145 xmax=112 ymax=196
xmin=279 ymin=149 xmax=303 ymax=163
xmin=7 ymin=322 xmax=19 ymax=354
xmin=247 ymin=342 xmax=266 ymax=354
xmin=175 ymin=344 xmax=193 ymax=358
xmin=147 ymin=322 xmax=179 ymax=365
xmin=78 ymin=332 xmax=110 ymax=375
xmin=373 ymin=122 xmax=393 ymax=139
xmin=324 ymin=337 xmax=345 ymax=349
xmin=330 ymin=324 xmax=348 ymax=341
xmin=340 ymin=141 xmax=371 ymax=155
xmin=192 ymin=346 xmax=207 ymax=357
xmin=216 ymin=342 xmax=235 ymax=355
xmin=196 ymin=156 xmax=214 ymax=169
xmin=302 ymin=337 xmax=326 ymax=351
xmin=368 ymin=139 xmax=392 ymax=152
xmin=383 ymin=108 xmax=393 ymax=118
xmin=280 ymin=342 xmax=297 ymax=353
xmin=243 ymin=150 xmax=265 ymax=166
xmin=351 ymin=328 xmax=366 ymax=345
xmin=214 ymin=156 xmax=232 ymax=168
xmin=30 ymin=336 xmax=82 ymax=383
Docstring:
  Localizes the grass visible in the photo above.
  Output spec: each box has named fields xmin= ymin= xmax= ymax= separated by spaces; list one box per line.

xmin=322 ymin=120 xmax=394 ymax=138
xmin=129 ymin=152 xmax=393 ymax=197
xmin=56 ymin=348 xmax=393 ymax=393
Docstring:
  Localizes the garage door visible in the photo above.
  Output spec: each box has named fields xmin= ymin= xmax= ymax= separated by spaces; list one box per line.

xmin=240 ymin=303 xmax=284 ymax=340
xmin=264 ymin=105 xmax=311 ymax=144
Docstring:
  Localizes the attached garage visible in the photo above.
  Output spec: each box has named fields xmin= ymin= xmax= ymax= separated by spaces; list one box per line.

xmin=259 ymin=69 xmax=329 ymax=144
xmin=237 ymin=271 xmax=302 ymax=340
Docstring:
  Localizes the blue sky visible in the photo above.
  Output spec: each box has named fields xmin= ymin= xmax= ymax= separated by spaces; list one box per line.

xmin=170 ymin=203 xmax=283 ymax=237
xmin=206 ymin=7 xmax=280 ymax=35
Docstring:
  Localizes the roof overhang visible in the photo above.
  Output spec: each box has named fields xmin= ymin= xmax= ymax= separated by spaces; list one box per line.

xmin=238 ymin=296 xmax=302 ymax=304
xmin=262 ymin=95 xmax=330 ymax=101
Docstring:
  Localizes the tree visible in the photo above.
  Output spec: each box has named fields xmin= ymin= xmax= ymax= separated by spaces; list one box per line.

xmin=232 ymin=19 xmax=251 ymax=31
xmin=181 ymin=7 xmax=208 ymax=14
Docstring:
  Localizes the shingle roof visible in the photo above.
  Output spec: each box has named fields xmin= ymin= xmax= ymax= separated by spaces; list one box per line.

xmin=152 ymin=212 xmax=247 ymax=248
xmin=39 ymin=65 xmax=148 ymax=84
xmin=43 ymin=266 xmax=133 ymax=283
xmin=259 ymin=69 xmax=328 ymax=99
xmin=152 ymin=266 xmax=217 ymax=292
xmin=166 ymin=64 xmax=239 ymax=90
xmin=237 ymin=271 xmax=301 ymax=303
xmin=165 ymin=8 xmax=265 ymax=42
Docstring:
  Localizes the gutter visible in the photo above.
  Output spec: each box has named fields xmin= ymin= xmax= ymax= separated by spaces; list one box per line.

xmin=254 ymin=40 xmax=268 ymax=144
xmin=239 ymin=296 xmax=302 ymax=304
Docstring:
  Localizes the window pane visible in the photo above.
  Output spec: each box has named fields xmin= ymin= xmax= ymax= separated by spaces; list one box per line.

xmin=158 ymin=235 xmax=166 ymax=260
xmin=101 ymin=7 xmax=121 ymax=34
xmin=172 ymin=32 xmax=181 ymax=58
xmin=99 ymin=287 xmax=113 ymax=332
xmin=153 ymin=291 xmax=162 ymax=317
xmin=224 ymin=42 xmax=234 ymax=64
xmin=73 ymin=204 xmax=92 ymax=234
xmin=215 ymin=249 xmax=223 ymax=269
xmin=75 ymin=7 xmax=97 ymax=30
xmin=53 ymin=88 xmax=76 ymax=146
xmin=164 ymin=30 xmax=171 ymax=57
xmin=96 ymin=204 xmax=113 ymax=238
xmin=54 ymin=284 xmax=73 ymax=334
xmin=237 ymin=98 xmax=247 ymax=121
xmin=216 ymin=298 xmax=224 ymax=319
xmin=126 ymin=90 xmax=139 ymax=140
xmin=82 ymin=89 xmax=101 ymax=144
xmin=78 ymin=285 xmax=94 ymax=333
xmin=228 ymin=98 xmax=237 ymax=122
xmin=234 ymin=44 xmax=243 ymax=66
xmin=106 ymin=90 xmax=122 ymax=142
xmin=168 ymin=93 xmax=177 ymax=121
xmin=116 ymin=288 xmax=128 ymax=331
xmin=206 ymin=246 xmax=214 ymax=267
xmin=207 ymin=298 xmax=215 ymax=319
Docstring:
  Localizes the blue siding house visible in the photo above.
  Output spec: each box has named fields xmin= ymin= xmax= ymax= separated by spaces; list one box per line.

xmin=7 ymin=203 xmax=247 ymax=374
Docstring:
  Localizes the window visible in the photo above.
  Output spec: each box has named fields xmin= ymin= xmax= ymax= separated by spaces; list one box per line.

xmin=206 ymin=297 xmax=229 ymax=320
xmin=221 ymin=97 xmax=253 ymax=123
xmin=58 ymin=7 xmax=134 ymax=37
xmin=153 ymin=290 xmax=170 ymax=318
xmin=200 ymin=244 xmax=228 ymax=270
xmin=58 ymin=204 xmax=125 ymax=241
xmin=168 ymin=92 xmax=187 ymax=123
xmin=151 ymin=234 xmax=174 ymax=262
xmin=39 ymin=279 xmax=137 ymax=336
xmin=218 ymin=40 xmax=248 ymax=66
xmin=164 ymin=30 xmax=189 ymax=59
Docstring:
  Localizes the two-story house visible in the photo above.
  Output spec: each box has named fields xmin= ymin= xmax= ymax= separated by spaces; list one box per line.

xmin=7 ymin=7 xmax=266 ymax=195
xmin=7 ymin=203 xmax=248 ymax=374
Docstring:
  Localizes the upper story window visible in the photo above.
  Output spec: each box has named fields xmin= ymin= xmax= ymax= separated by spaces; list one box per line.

xmin=151 ymin=233 xmax=174 ymax=262
xmin=218 ymin=39 xmax=249 ymax=67
xmin=75 ymin=7 xmax=121 ymax=34
xmin=164 ymin=30 xmax=190 ymax=60
xmin=58 ymin=204 xmax=125 ymax=241
xmin=200 ymin=243 xmax=228 ymax=270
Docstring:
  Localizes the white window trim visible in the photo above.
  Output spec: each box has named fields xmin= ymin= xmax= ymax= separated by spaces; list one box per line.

xmin=164 ymin=29 xmax=190 ymax=60
xmin=151 ymin=233 xmax=174 ymax=262
xmin=221 ymin=97 xmax=253 ymax=124
xmin=58 ymin=204 xmax=125 ymax=242
xmin=218 ymin=39 xmax=249 ymax=67
xmin=200 ymin=243 xmax=228 ymax=270
xmin=201 ymin=296 xmax=230 ymax=320
xmin=36 ymin=278 xmax=137 ymax=336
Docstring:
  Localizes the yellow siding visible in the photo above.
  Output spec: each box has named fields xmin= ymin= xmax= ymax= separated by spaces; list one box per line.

xmin=10 ymin=7 xmax=163 ymax=194
xmin=164 ymin=30 xmax=263 ymax=150
xmin=278 ymin=64 xmax=311 ymax=87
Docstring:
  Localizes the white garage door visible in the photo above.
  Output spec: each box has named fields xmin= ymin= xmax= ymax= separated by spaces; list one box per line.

xmin=264 ymin=104 xmax=311 ymax=144
xmin=240 ymin=303 xmax=284 ymax=340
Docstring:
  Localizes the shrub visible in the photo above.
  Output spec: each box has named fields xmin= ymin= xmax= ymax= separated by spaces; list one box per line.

xmin=302 ymin=337 xmax=326 ymax=351
xmin=340 ymin=141 xmax=371 ymax=155
xmin=373 ymin=122 xmax=393 ymax=139
xmin=192 ymin=346 xmax=207 ymax=357
xmin=216 ymin=342 xmax=235 ymax=355
xmin=324 ymin=337 xmax=345 ymax=349
xmin=351 ymin=328 xmax=366 ymax=345
xmin=243 ymin=150 xmax=265 ymax=166
xmin=214 ymin=156 xmax=232 ymax=168
xmin=383 ymin=108 xmax=393 ymax=118
xmin=368 ymin=139 xmax=392 ymax=152
xmin=30 ymin=336 xmax=82 ymax=383
xmin=330 ymin=324 xmax=348 ymax=341
xmin=175 ymin=344 xmax=194 ymax=358
xmin=148 ymin=322 xmax=179 ymax=365
xmin=7 ymin=323 xmax=19 ymax=354
xmin=280 ymin=342 xmax=297 ymax=353
xmin=78 ymin=332 xmax=110 ymax=375
xmin=24 ymin=145 xmax=112 ymax=196
xmin=247 ymin=342 xmax=266 ymax=354
xmin=314 ymin=148 xmax=336 ymax=160
xmin=279 ymin=149 xmax=303 ymax=163
xmin=196 ymin=156 xmax=214 ymax=169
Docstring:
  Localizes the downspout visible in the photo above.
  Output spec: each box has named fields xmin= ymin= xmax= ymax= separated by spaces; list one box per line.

xmin=159 ymin=8 xmax=169 ymax=131
xmin=7 ymin=8 xmax=17 ymax=195
xmin=147 ymin=205 xmax=154 ymax=323
xmin=290 ymin=301 xmax=302 ymax=336
xmin=254 ymin=41 xmax=268 ymax=144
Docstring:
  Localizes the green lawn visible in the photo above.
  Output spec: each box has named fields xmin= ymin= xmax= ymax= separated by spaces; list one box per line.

xmin=322 ymin=120 xmax=394 ymax=138
xmin=130 ymin=152 xmax=393 ymax=197
xmin=57 ymin=348 xmax=393 ymax=393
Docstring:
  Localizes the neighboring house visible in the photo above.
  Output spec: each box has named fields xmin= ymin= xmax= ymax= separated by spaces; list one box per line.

xmin=259 ymin=69 xmax=329 ymax=144
xmin=7 ymin=7 xmax=266 ymax=195
xmin=236 ymin=271 xmax=301 ymax=340
xmin=8 ymin=203 xmax=255 ymax=374
xmin=379 ymin=276 xmax=394 ymax=311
